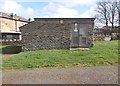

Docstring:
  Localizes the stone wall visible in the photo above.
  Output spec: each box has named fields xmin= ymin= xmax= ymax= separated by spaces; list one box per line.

xmin=20 ymin=18 xmax=95 ymax=51
xmin=94 ymin=33 xmax=119 ymax=41
xmin=86 ymin=23 xmax=94 ymax=47
xmin=20 ymin=21 xmax=71 ymax=51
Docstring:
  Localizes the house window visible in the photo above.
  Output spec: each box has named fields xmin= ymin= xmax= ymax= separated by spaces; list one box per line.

xmin=7 ymin=35 xmax=13 ymax=40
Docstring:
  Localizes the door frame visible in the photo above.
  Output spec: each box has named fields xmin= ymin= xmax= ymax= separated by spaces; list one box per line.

xmin=70 ymin=23 xmax=88 ymax=49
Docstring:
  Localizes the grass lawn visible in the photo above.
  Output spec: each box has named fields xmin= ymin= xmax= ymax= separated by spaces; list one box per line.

xmin=2 ymin=40 xmax=118 ymax=70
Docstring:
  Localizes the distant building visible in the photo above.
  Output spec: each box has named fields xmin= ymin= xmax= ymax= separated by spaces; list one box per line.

xmin=94 ymin=26 xmax=119 ymax=35
xmin=103 ymin=26 xmax=119 ymax=33
xmin=94 ymin=28 xmax=104 ymax=34
xmin=93 ymin=26 xmax=119 ymax=41
xmin=0 ymin=12 xmax=30 ymax=41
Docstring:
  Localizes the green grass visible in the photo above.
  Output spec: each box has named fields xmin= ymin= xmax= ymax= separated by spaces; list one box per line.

xmin=2 ymin=40 xmax=118 ymax=70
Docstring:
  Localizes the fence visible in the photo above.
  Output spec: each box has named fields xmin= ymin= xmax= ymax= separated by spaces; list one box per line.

xmin=1 ymin=40 xmax=21 ymax=46
xmin=94 ymin=34 xmax=106 ymax=41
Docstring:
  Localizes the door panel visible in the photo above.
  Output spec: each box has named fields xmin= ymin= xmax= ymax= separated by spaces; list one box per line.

xmin=70 ymin=23 xmax=88 ymax=48
xmin=70 ymin=23 xmax=79 ymax=48
xmin=79 ymin=24 xmax=88 ymax=46
xmin=71 ymin=31 xmax=79 ymax=48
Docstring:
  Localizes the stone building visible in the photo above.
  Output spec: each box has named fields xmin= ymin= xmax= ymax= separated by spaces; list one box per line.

xmin=20 ymin=18 xmax=95 ymax=51
xmin=0 ymin=12 xmax=29 ymax=41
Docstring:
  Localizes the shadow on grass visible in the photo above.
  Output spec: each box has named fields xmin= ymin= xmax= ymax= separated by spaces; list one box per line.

xmin=1 ymin=45 xmax=22 ymax=54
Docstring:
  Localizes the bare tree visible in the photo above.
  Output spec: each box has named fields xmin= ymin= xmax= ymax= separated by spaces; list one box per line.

xmin=116 ymin=1 xmax=120 ymax=39
xmin=95 ymin=0 xmax=119 ymax=34
xmin=116 ymin=1 xmax=120 ymax=26
xmin=108 ymin=1 xmax=118 ymax=30
xmin=95 ymin=1 xmax=109 ymax=29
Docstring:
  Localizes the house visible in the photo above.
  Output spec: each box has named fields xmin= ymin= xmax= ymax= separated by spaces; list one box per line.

xmin=94 ymin=28 xmax=104 ymax=34
xmin=0 ymin=12 xmax=30 ymax=41
xmin=93 ymin=26 xmax=119 ymax=41
xmin=20 ymin=18 xmax=95 ymax=51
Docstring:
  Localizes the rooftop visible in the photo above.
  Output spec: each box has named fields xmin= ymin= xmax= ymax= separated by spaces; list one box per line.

xmin=0 ymin=12 xmax=29 ymax=22
xmin=34 ymin=18 xmax=95 ymax=21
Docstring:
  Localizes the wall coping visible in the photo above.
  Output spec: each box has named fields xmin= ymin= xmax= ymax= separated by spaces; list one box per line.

xmin=34 ymin=18 xmax=95 ymax=21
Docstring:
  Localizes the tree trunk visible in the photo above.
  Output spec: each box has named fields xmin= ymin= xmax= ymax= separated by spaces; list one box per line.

xmin=118 ymin=10 xmax=120 ymax=27
xmin=119 ymin=1 xmax=120 ymax=26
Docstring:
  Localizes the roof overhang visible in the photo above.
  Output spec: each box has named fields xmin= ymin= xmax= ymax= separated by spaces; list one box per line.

xmin=0 ymin=31 xmax=21 ymax=35
xmin=34 ymin=18 xmax=96 ymax=21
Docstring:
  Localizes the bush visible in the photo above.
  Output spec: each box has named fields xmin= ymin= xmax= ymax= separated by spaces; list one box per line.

xmin=1 ymin=45 xmax=22 ymax=54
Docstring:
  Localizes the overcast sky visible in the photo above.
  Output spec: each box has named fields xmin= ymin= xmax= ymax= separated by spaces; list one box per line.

xmin=0 ymin=0 xmax=99 ymax=20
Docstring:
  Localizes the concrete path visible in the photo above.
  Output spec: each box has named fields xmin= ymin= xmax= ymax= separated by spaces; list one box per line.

xmin=1 ymin=54 xmax=14 ymax=60
xmin=2 ymin=66 xmax=118 ymax=84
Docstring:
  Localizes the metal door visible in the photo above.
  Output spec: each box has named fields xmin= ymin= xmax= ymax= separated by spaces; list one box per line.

xmin=70 ymin=23 xmax=79 ymax=48
xmin=70 ymin=23 xmax=88 ymax=48
xmin=79 ymin=24 xmax=87 ymax=47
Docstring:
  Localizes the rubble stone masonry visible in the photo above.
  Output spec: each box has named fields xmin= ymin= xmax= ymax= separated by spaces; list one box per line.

xmin=20 ymin=18 xmax=95 ymax=51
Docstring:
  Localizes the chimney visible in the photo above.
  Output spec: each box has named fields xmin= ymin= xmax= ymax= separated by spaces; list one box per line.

xmin=28 ymin=18 xmax=31 ymax=22
xmin=10 ymin=13 xmax=13 ymax=18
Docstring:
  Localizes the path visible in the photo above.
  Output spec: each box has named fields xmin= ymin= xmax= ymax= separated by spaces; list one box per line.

xmin=2 ymin=66 xmax=118 ymax=84
xmin=1 ymin=54 xmax=14 ymax=61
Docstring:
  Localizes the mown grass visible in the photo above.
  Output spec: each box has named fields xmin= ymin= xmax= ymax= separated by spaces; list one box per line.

xmin=2 ymin=40 xmax=118 ymax=70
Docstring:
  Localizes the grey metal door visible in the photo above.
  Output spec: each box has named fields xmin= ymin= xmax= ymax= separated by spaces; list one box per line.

xmin=70 ymin=23 xmax=79 ymax=48
xmin=71 ymin=30 xmax=79 ymax=48
xmin=79 ymin=24 xmax=87 ymax=47
xmin=70 ymin=23 xmax=88 ymax=48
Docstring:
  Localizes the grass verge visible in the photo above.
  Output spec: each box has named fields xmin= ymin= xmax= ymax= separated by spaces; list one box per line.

xmin=2 ymin=40 xmax=118 ymax=70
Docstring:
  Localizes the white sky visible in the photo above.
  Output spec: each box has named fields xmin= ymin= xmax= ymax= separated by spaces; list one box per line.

xmin=0 ymin=0 xmax=97 ymax=19
xmin=0 ymin=0 xmax=119 ymax=27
